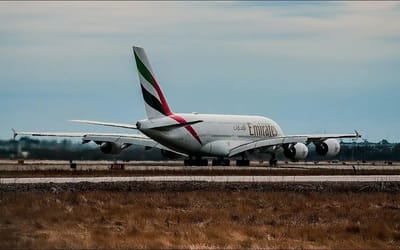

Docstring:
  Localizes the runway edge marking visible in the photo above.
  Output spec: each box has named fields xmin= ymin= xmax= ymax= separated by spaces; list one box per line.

xmin=1 ymin=175 xmax=400 ymax=184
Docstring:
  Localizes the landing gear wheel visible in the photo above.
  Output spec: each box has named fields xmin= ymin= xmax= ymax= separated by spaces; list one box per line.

xmin=212 ymin=159 xmax=230 ymax=166
xmin=268 ymin=153 xmax=278 ymax=167
xmin=236 ymin=159 xmax=250 ymax=166
xmin=184 ymin=158 xmax=208 ymax=166
xmin=269 ymin=159 xmax=278 ymax=167
xmin=198 ymin=159 xmax=208 ymax=166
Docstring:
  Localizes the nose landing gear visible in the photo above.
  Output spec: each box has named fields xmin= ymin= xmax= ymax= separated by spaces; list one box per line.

xmin=269 ymin=153 xmax=278 ymax=167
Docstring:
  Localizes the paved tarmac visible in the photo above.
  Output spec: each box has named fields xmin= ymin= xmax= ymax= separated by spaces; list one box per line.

xmin=0 ymin=160 xmax=399 ymax=171
xmin=1 ymin=175 xmax=400 ymax=184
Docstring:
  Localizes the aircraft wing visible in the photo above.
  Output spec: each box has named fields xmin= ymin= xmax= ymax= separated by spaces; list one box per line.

xmin=228 ymin=136 xmax=308 ymax=157
xmin=69 ymin=120 xmax=137 ymax=129
xmin=13 ymin=130 xmax=185 ymax=156
xmin=301 ymin=132 xmax=361 ymax=142
xmin=228 ymin=131 xmax=361 ymax=157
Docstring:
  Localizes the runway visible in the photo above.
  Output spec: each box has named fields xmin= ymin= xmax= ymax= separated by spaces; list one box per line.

xmin=1 ymin=160 xmax=399 ymax=171
xmin=1 ymin=175 xmax=400 ymax=184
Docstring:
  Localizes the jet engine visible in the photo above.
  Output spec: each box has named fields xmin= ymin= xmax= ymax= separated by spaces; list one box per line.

xmin=283 ymin=143 xmax=309 ymax=161
xmin=314 ymin=139 xmax=340 ymax=157
xmin=99 ymin=142 xmax=125 ymax=154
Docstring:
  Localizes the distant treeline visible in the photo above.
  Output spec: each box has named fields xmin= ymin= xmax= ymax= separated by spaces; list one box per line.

xmin=0 ymin=137 xmax=399 ymax=161
xmin=309 ymin=141 xmax=400 ymax=162
xmin=0 ymin=137 xmax=166 ymax=161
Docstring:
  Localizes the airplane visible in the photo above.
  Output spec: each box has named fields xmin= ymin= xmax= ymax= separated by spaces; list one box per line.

xmin=13 ymin=46 xmax=361 ymax=166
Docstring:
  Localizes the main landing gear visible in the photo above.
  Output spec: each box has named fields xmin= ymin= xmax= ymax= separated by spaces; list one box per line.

xmin=236 ymin=153 xmax=250 ymax=166
xmin=211 ymin=159 xmax=250 ymax=166
xmin=183 ymin=156 xmax=251 ymax=167
xmin=236 ymin=159 xmax=250 ymax=166
xmin=212 ymin=158 xmax=230 ymax=166
xmin=184 ymin=157 xmax=208 ymax=166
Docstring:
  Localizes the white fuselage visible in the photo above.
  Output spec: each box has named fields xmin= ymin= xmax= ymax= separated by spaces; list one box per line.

xmin=138 ymin=113 xmax=284 ymax=157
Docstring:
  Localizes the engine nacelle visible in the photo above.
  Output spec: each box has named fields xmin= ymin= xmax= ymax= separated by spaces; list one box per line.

xmin=284 ymin=143 xmax=309 ymax=161
xmin=100 ymin=142 xmax=123 ymax=155
xmin=315 ymin=139 xmax=340 ymax=157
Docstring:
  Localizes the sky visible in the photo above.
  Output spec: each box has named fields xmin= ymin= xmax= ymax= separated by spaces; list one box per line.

xmin=0 ymin=1 xmax=399 ymax=142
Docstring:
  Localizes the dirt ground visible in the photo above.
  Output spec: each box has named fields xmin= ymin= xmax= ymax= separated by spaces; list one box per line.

xmin=1 ymin=190 xmax=400 ymax=249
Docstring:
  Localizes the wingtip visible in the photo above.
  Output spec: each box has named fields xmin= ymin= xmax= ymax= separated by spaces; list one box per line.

xmin=12 ymin=128 xmax=17 ymax=140
xmin=69 ymin=119 xmax=88 ymax=123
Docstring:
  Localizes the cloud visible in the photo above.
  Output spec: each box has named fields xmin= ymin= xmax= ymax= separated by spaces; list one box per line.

xmin=0 ymin=2 xmax=399 ymax=141
xmin=1 ymin=2 xmax=399 ymax=62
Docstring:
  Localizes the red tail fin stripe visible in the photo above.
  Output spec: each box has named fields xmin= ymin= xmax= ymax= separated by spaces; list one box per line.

xmin=151 ymin=75 xmax=172 ymax=116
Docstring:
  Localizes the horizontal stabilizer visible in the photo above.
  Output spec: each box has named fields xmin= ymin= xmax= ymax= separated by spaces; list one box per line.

xmin=151 ymin=120 xmax=203 ymax=130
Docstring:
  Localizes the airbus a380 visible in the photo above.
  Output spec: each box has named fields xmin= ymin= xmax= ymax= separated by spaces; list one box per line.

xmin=14 ymin=46 xmax=361 ymax=166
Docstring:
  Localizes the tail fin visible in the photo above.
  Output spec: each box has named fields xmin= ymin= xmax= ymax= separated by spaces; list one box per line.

xmin=133 ymin=46 xmax=172 ymax=119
